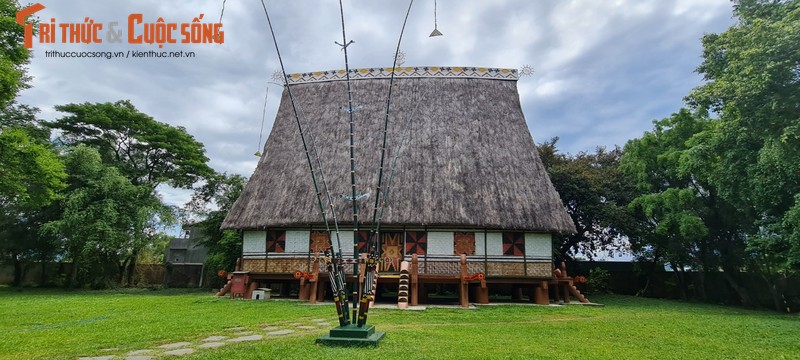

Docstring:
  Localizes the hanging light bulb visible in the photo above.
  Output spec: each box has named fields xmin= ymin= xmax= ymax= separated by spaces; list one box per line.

xmin=430 ymin=0 xmax=443 ymax=37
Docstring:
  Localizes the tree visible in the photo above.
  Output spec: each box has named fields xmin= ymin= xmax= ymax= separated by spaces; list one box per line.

xmin=0 ymin=128 xmax=66 ymax=286
xmin=621 ymin=109 xmax=754 ymax=302
xmin=0 ymin=101 xmax=49 ymax=140
xmin=0 ymin=0 xmax=61 ymax=285
xmin=538 ymin=137 xmax=637 ymax=261
xmin=48 ymin=100 xmax=213 ymax=285
xmin=0 ymin=128 xmax=65 ymax=208
xmin=0 ymin=0 xmax=33 ymax=108
xmin=184 ymin=173 xmax=246 ymax=277
xmin=43 ymin=145 xmax=154 ymax=288
xmin=48 ymin=100 xmax=213 ymax=188
xmin=686 ymin=0 xmax=800 ymax=310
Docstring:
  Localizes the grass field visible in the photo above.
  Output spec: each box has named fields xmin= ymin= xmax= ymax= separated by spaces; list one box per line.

xmin=0 ymin=287 xmax=798 ymax=360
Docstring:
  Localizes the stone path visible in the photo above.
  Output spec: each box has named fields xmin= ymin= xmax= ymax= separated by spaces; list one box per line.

xmin=76 ymin=317 xmax=335 ymax=360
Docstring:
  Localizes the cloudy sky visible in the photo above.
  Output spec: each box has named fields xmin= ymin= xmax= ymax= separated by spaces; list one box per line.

xmin=18 ymin=0 xmax=737 ymax=208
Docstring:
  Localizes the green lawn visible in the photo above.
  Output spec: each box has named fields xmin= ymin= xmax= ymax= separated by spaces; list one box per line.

xmin=0 ymin=287 xmax=797 ymax=359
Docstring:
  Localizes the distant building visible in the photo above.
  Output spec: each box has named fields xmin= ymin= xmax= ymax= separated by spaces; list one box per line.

xmin=164 ymin=226 xmax=208 ymax=287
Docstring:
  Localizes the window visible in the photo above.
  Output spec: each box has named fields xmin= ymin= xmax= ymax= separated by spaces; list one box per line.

xmin=171 ymin=249 xmax=187 ymax=263
xmin=405 ymin=231 xmax=427 ymax=256
xmin=266 ymin=230 xmax=286 ymax=253
xmin=357 ymin=230 xmax=371 ymax=254
xmin=502 ymin=232 xmax=525 ymax=256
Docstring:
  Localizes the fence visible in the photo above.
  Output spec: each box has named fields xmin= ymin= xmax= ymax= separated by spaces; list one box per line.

xmin=0 ymin=262 xmax=209 ymax=288
xmin=572 ymin=261 xmax=800 ymax=312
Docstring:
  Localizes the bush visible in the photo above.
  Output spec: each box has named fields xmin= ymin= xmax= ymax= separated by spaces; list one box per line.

xmin=587 ymin=267 xmax=611 ymax=294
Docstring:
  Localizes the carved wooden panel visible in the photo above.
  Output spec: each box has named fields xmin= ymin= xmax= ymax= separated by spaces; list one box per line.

xmin=381 ymin=232 xmax=403 ymax=272
xmin=357 ymin=230 xmax=370 ymax=254
xmin=454 ymin=232 xmax=476 ymax=255
xmin=310 ymin=231 xmax=331 ymax=255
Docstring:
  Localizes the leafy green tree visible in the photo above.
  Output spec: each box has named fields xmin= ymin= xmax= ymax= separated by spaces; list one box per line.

xmin=184 ymin=173 xmax=246 ymax=278
xmin=48 ymin=100 xmax=213 ymax=188
xmin=686 ymin=0 xmax=800 ymax=310
xmin=0 ymin=128 xmax=66 ymax=286
xmin=0 ymin=1 xmax=63 ymax=286
xmin=0 ymin=0 xmax=32 ymax=108
xmin=538 ymin=138 xmax=637 ymax=261
xmin=47 ymin=100 xmax=212 ymax=285
xmin=136 ymin=233 xmax=170 ymax=265
xmin=43 ymin=145 xmax=154 ymax=287
xmin=622 ymin=109 xmax=753 ymax=302
xmin=0 ymin=128 xmax=65 ymax=208
xmin=0 ymin=102 xmax=49 ymax=141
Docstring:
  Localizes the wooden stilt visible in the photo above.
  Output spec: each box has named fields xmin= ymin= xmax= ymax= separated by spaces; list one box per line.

xmin=459 ymin=255 xmax=469 ymax=307
xmin=246 ymin=281 xmax=258 ymax=300
xmin=535 ymin=281 xmax=549 ymax=305
xmin=512 ymin=286 xmax=524 ymax=301
xmin=309 ymin=257 xmax=320 ymax=304
xmin=280 ymin=282 xmax=290 ymax=298
xmin=298 ymin=278 xmax=310 ymax=301
xmin=474 ymin=284 xmax=489 ymax=304
xmin=562 ymin=281 xmax=571 ymax=303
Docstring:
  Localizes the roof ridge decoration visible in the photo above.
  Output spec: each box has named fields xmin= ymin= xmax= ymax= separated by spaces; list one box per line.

xmin=285 ymin=66 xmax=519 ymax=85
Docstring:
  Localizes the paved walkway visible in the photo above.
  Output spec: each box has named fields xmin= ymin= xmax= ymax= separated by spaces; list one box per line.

xmin=76 ymin=317 xmax=336 ymax=360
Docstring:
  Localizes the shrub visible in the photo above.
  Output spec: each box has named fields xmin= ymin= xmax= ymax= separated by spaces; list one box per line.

xmin=587 ymin=267 xmax=611 ymax=294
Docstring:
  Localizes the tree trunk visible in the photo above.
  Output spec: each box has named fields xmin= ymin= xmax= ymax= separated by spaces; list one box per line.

xmin=39 ymin=249 xmax=51 ymax=287
xmin=118 ymin=258 xmax=129 ymax=286
xmin=126 ymin=254 xmax=137 ymax=287
xmin=696 ymin=271 xmax=707 ymax=301
xmin=12 ymin=251 xmax=22 ymax=287
xmin=636 ymin=252 xmax=662 ymax=297
xmin=721 ymin=270 xmax=753 ymax=307
xmin=760 ymin=272 xmax=788 ymax=313
xmin=40 ymin=260 xmax=47 ymax=287
xmin=670 ymin=262 xmax=688 ymax=300
xmin=68 ymin=255 xmax=79 ymax=288
xmin=769 ymin=283 xmax=786 ymax=312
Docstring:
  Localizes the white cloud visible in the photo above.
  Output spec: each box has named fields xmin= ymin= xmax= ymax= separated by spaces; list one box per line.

xmin=18 ymin=0 xmax=737 ymax=177
xmin=155 ymin=185 xmax=193 ymax=208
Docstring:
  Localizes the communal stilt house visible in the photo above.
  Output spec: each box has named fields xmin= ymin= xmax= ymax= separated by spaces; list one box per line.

xmin=221 ymin=66 xmax=586 ymax=305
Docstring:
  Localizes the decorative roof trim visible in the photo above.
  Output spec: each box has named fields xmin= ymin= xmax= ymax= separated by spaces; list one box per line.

xmin=285 ymin=66 xmax=519 ymax=85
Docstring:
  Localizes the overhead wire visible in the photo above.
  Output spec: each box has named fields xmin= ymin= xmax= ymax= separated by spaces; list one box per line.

xmin=255 ymin=86 xmax=268 ymax=157
xmin=218 ymin=0 xmax=227 ymax=24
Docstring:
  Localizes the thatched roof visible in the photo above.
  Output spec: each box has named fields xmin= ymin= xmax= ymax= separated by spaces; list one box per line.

xmin=222 ymin=66 xmax=575 ymax=233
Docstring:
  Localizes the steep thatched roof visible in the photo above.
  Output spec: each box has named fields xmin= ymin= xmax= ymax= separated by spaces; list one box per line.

xmin=222 ymin=66 xmax=575 ymax=233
